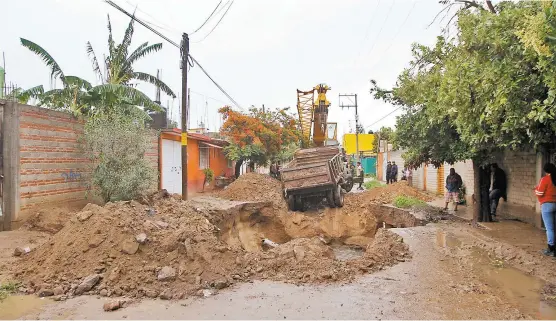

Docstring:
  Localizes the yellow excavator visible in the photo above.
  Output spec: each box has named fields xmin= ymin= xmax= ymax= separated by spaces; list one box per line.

xmin=296 ymin=84 xmax=332 ymax=147
xmin=279 ymin=84 xmax=353 ymax=211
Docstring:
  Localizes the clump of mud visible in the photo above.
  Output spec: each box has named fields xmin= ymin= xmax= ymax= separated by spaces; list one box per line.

xmin=347 ymin=182 xmax=433 ymax=207
xmin=218 ymin=173 xmax=286 ymax=210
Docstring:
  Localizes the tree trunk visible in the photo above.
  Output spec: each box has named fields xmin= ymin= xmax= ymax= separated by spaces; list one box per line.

xmin=472 ymin=159 xmax=492 ymax=224
xmin=485 ymin=0 xmax=496 ymax=13
xmin=234 ymin=159 xmax=244 ymax=178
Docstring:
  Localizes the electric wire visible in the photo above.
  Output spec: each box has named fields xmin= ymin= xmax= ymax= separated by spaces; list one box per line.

xmin=352 ymin=0 xmax=381 ymax=66
xmin=365 ymin=106 xmax=403 ymax=130
xmin=122 ymin=0 xmax=182 ymax=35
xmin=191 ymin=0 xmax=223 ymax=35
xmin=105 ymin=0 xmax=243 ymax=111
xmin=368 ymin=0 xmax=417 ymax=71
xmin=364 ymin=0 xmax=395 ymax=60
xmin=191 ymin=0 xmax=234 ymax=43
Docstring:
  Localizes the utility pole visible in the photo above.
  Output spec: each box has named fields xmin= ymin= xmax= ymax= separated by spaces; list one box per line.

xmin=181 ymin=33 xmax=189 ymax=200
xmin=339 ymin=94 xmax=360 ymax=161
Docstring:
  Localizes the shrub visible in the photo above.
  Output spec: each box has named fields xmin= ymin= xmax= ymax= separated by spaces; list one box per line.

xmin=202 ymin=168 xmax=214 ymax=191
xmin=363 ymin=180 xmax=384 ymax=190
xmin=393 ymin=195 xmax=426 ymax=208
xmin=0 ymin=281 xmax=20 ymax=301
xmin=82 ymin=113 xmax=157 ymax=202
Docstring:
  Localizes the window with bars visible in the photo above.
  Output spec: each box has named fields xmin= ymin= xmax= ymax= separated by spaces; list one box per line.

xmin=199 ymin=147 xmax=210 ymax=169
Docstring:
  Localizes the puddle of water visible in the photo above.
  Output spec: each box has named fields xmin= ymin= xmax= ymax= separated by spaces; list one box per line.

xmin=436 ymin=230 xmax=462 ymax=248
xmin=436 ymin=230 xmax=556 ymax=319
xmin=331 ymin=244 xmax=364 ymax=261
xmin=0 ymin=295 xmax=49 ymax=319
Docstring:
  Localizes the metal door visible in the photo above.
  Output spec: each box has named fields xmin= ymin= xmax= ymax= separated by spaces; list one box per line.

xmin=161 ymin=139 xmax=182 ymax=194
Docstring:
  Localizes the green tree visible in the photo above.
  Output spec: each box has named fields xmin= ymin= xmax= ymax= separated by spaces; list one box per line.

xmin=20 ymin=15 xmax=175 ymax=117
xmin=371 ymin=1 xmax=555 ymax=222
xmin=82 ymin=112 xmax=157 ymax=202
xmin=370 ymin=126 xmax=396 ymax=154
xmin=219 ymin=106 xmax=302 ymax=177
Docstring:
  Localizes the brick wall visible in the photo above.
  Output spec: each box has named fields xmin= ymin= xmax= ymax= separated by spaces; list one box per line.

xmin=3 ymin=102 xmax=159 ymax=221
xmin=493 ymin=149 xmax=540 ymax=225
xmin=18 ymin=106 xmax=89 ymax=211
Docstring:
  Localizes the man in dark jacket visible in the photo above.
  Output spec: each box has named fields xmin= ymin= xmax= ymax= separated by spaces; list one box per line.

xmin=489 ymin=163 xmax=507 ymax=220
xmin=391 ymin=161 xmax=399 ymax=182
xmin=444 ymin=168 xmax=463 ymax=211
xmin=386 ymin=161 xmax=392 ymax=184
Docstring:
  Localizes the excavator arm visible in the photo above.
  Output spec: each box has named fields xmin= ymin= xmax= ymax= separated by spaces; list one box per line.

xmin=296 ymin=84 xmax=331 ymax=147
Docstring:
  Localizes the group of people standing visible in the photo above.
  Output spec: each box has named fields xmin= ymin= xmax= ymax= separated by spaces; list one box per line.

xmin=386 ymin=161 xmax=399 ymax=184
xmin=442 ymin=161 xmax=556 ymax=258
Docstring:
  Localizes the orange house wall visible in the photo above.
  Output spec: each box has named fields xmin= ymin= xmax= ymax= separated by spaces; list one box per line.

xmin=160 ymin=131 xmax=232 ymax=194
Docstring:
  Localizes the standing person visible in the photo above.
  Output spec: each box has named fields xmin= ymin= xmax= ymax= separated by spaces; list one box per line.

xmin=535 ymin=163 xmax=556 ymax=256
xmin=391 ymin=161 xmax=399 ymax=182
xmin=444 ymin=168 xmax=463 ymax=211
xmin=489 ymin=163 xmax=507 ymax=220
xmin=406 ymin=167 xmax=413 ymax=186
xmin=386 ymin=161 xmax=392 ymax=184
xmin=356 ymin=161 xmax=364 ymax=190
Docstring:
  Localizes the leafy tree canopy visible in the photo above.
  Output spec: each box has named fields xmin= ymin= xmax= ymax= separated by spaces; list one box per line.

xmin=372 ymin=1 xmax=556 ymax=168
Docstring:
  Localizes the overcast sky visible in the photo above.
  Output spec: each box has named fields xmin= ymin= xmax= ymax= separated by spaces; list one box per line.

xmin=3 ymin=0 xmax=450 ymax=137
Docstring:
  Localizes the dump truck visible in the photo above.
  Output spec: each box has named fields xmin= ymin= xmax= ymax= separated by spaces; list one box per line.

xmin=280 ymin=146 xmax=352 ymax=211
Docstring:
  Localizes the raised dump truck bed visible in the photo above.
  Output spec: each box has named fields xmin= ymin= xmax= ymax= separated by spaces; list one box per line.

xmin=280 ymin=146 xmax=346 ymax=211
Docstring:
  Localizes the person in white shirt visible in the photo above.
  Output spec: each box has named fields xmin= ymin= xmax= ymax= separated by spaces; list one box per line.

xmin=356 ymin=162 xmax=364 ymax=190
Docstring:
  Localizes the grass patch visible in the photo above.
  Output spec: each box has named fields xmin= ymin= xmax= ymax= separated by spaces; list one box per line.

xmin=364 ymin=173 xmax=376 ymax=178
xmin=393 ymin=195 xmax=426 ymax=208
xmin=363 ymin=180 xmax=384 ymax=190
xmin=0 ymin=281 xmax=20 ymax=301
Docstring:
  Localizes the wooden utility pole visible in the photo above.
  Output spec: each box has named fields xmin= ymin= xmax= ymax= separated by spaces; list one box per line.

xmin=339 ymin=93 xmax=360 ymax=160
xmin=181 ymin=33 xmax=189 ymax=200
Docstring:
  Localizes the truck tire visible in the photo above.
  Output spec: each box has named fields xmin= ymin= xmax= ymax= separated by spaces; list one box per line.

xmin=333 ymin=185 xmax=344 ymax=208
xmin=327 ymin=189 xmax=336 ymax=208
xmin=287 ymin=195 xmax=297 ymax=211
xmin=343 ymin=176 xmax=354 ymax=193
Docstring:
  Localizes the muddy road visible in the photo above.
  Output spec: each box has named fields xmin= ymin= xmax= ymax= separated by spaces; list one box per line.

xmin=3 ymin=222 xmax=555 ymax=319
xmin=2 ymin=176 xmax=556 ymax=319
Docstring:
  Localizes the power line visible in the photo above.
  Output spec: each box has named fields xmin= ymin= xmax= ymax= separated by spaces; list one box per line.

xmin=369 ymin=0 xmax=417 ymax=71
xmin=121 ymin=0 xmax=181 ymax=35
xmin=104 ymin=0 xmax=243 ymax=111
xmin=364 ymin=0 xmax=395 ymax=60
xmin=192 ymin=0 xmax=234 ymax=43
xmin=353 ymin=0 xmax=381 ymax=66
xmin=191 ymin=0 xmax=223 ymax=35
xmin=365 ymin=105 xmax=403 ymax=130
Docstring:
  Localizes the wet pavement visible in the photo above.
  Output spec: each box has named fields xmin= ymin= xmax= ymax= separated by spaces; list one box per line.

xmin=9 ymin=222 xmax=555 ymax=320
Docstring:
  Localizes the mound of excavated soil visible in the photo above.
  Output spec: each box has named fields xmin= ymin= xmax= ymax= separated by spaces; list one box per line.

xmin=219 ymin=173 xmax=286 ymax=210
xmin=347 ymin=182 xmax=433 ymax=208
xmin=11 ymin=189 xmax=411 ymax=300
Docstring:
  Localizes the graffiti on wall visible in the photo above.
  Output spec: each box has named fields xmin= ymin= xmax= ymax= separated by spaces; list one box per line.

xmin=61 ymin=170 xmax=82 ymax=182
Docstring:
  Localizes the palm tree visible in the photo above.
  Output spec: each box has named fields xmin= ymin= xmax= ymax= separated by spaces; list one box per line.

xmin=19 ymin=15 xmax=175 ymax=117
xmin=86 ymin=15 xmax=176 ymax=100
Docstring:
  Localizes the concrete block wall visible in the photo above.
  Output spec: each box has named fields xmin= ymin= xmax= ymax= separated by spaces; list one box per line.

xmin=3 ymin=102 xmax=160 ymax=223
xmin=493 ymin=149 xmax=540 ymax=226
xmin=18 ymin=105 xmax=89 ymax=211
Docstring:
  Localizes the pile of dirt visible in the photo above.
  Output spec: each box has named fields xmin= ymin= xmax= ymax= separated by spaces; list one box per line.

xmin=13 ymin=195 xmax=244 ymax=300
xmin=347 ymin=182 xmax=434 ymax=208
xmin=244 ymin=229 xmax=410 ymax=284
xmin=219 ymin=173 xmax=286 ymax=210
xmin=10 ymin=190 xmax=412 ymax=300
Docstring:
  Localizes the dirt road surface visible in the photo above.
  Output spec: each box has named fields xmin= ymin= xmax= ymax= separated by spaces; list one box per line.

xmin=4 ymin=221 xmax=556 ymax=320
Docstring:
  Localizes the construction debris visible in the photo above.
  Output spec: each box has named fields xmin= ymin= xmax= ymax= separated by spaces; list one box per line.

xmin=11 ymin=174 xmax=423 ymax=300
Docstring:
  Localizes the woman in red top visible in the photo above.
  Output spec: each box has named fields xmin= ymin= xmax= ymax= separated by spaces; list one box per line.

xmin=535 ymin=163 xmax=556 ymax=256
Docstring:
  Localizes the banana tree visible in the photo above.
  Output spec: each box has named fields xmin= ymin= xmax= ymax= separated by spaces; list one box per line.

xmin=86 ymin=15 xmax=176 ymax=103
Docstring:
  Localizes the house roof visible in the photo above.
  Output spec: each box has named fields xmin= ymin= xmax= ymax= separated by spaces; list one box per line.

xmin=161 ymin=128 xmax=228 ymax=146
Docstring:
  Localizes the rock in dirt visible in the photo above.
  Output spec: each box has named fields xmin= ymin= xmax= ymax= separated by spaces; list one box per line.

xmin=159 ymin=289 xmax=172 ymax=300
xmin=76 ymin=210 xmax=94 ymax=222
xmin=38 ymin=288 xmax=54 ymax=297
xmin=13 ymin=247 xmax=25 ymax=257
xmin=155 ymin=221 xmax=169 ymax=229
xmin=53 ymin=286 xmax=64 ymax=296
xmin=103 ymin=300 xmax=122 ymax=312
xmin=344 ymin=236 xmax=372 ymax=247
xmin=157 ymin=266 xmax=176 ymax=281
xmin=121 ymin=238 xmax=139 ymax=255
xmin=75 ymin=274 xmax=101 ymax=295
xmin=135 ymin=233 xmax=148 ymax=244
xmin=212 ymin=278 xmax=230 ymax=289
